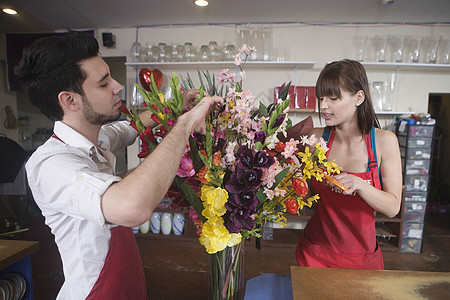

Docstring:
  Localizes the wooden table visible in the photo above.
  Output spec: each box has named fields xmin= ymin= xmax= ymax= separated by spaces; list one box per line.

xmin=291 ymin=266 xmax=450 ymax=299
xmin=0 ymin=240 xmax=39 ymax=270
xmin=0 ymin=239 xmax=39 ymax=299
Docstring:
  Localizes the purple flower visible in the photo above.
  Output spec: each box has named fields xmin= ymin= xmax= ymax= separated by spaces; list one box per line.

xmin=254 ymin=151 xmax=275 ymax=168
xmin=226 ymin=214 xmax=255 ymax=233
xmin=254 ymin=131 xmax=266 ymax=144
xmin=225 ymin=163 xmax=262 ymax=194
xmin=226 ymin=191 xmax=258 ymax=213
xmin=237 ymin=145 xmax=254 ymax=168
xmin=266 ymin=115 xmax=285 ymax=129
xmin=235 ymin=163 xmax=262 ymax=189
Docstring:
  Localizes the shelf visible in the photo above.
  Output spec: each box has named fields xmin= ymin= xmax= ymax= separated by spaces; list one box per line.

xmin=125 ymin=60 xmax=315 ymax=70
xmin=361 ymin=62 xmax=450 ymax=72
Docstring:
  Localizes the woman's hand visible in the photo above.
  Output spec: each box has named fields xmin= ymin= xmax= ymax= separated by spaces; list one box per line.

xmin=327 ymin=172 xmax=366 ymax=195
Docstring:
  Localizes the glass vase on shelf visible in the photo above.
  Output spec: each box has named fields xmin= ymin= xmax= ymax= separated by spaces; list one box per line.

xmin=199 ymin=45 xmax=212 ymax=61
xmin=146 ymin=44 xmax=161 ymax=62
xmin=129 ymin=42 xmax=145 ymax=62
xmin=209 ymin=241 xmax=244 ymax=300
xmin=222 ymin=44 xmax=236 ymax=61
xmin=209 ymin=41 xmax=222 ymax=61
xmin=185 ymin=42 xmax=198 ymax=62
xmin=173 ymin=44 xmax=186 ymax=62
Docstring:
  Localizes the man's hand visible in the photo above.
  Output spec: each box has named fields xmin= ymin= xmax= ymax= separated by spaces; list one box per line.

xmin=183 ymin=88 xmax=201 ymax=108
xmin=180 ymin=95 xmax=224 ymax=135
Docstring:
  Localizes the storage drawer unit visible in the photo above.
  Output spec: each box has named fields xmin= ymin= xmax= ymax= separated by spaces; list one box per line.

xmin=401 ymin=238 xmax=423 ymax=254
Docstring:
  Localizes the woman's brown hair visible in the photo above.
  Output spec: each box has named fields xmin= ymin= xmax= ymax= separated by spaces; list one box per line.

xmin=316 ymin=59 xmax=380 ymax=135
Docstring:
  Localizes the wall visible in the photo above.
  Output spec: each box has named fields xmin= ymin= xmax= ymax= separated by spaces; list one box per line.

xmin=0 ymin=60 xmax=19 ymax=142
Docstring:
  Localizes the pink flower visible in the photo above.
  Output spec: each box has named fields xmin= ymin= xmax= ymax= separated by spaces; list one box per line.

xmin=282 ymin=138 xmax=300 ymax=159
xmin=176 ymin=154 xmax=195 ymax=177
xmin=189 ymin=206 xmax=200 ymax=222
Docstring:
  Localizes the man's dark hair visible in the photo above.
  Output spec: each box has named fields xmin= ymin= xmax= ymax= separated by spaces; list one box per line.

xmin=15 ymin=30 xmax=100 ymax=121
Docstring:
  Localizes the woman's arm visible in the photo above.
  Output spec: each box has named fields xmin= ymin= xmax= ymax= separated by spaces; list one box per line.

xmin=332 ymin=129 xmax=402 ymax=217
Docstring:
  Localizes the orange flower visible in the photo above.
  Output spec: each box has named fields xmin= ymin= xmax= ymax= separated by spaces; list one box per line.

xmin=196 ymin=166 xmax=209 ymax=184
xmin=212 ymin=152 xmax=222 ymax=166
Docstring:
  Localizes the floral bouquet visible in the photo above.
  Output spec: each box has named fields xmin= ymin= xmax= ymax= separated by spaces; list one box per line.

xmin=121 ymin=45 xmax=341 ymax=299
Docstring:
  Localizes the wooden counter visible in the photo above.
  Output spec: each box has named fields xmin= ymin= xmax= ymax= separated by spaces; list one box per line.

xmin=291 ymin=266 xmax=450 ymax=299
xmin=0 ymin=239 xmax=39 ymax=270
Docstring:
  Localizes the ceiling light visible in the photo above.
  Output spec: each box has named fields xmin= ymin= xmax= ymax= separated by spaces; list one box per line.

xmin=195 ymin=0 xmax=208 ymax=7
xmin=2 ymin=8 xmax=18 ymax=15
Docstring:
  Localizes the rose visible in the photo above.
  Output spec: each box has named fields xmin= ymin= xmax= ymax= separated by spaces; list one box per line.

xmin=293 ymin=178 xmax=308 ymax=197
xmin=286 ymin=198 xmax=299 ymax=214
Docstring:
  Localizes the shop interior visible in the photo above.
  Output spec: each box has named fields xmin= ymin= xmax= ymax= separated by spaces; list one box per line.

xmin=1 ymin=1 xmax=450 ymax=299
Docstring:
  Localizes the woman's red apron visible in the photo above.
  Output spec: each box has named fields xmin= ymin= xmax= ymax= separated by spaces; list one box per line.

xmin=296 ymin=128 xmax=384 ymax=270
xmin=86 ymin=226 xmax=147 ymax=299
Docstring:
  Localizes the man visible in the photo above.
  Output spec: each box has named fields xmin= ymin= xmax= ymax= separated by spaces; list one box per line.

xmin=16 ymin=30 xmax=223 ymax=299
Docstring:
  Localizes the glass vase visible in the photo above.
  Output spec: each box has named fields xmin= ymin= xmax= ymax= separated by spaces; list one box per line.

xmin=209 ymin=242 xmax=245 ymax=300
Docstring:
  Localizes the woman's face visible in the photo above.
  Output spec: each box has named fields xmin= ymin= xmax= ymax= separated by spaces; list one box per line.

xmin=319 ymin=88 xmax=360 ymax=127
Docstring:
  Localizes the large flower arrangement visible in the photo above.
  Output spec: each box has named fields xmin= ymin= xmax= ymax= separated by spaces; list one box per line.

xmin=121 ymin=45 xmax=341 ymax=298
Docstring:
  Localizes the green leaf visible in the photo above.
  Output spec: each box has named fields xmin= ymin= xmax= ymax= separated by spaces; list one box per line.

xmin=278 ymin=81 xmax=292 ymax=100
xmin=256 ymin=188 xmax=266 ymax=204
xmin=174 ymin=176 xmax=206 ymax=223
xmin=189 ymin=135 xmax=204 ymax=172
xmin=271 ymin=167 xmax=290 ymax=190
xmin=255 ymin=141 xmax=263 ymax=151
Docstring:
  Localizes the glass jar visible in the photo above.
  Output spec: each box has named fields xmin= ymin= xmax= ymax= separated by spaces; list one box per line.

xmin=208 ymin=41 xmax=221 ymax=61
xmin=198 ymin=45 xmax=211 ymax=61
xmin=129 ymin=42 xmax=144 ymax=62
xmin=146 ymin=43 xmax=161 ymax=62
xmin=185 ymin=42 xmax=197 ymax=62
xmin=173 ymin=44 xmax=186 ymax=62
xmin=222 ymin=44 xmax=236 ymax=61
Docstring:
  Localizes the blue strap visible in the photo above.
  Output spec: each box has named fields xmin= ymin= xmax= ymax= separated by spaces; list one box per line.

xmin=369 ymin=127 xmax=383 ymax=187
xmin=322 ymin=126 xmax=332 ymax=142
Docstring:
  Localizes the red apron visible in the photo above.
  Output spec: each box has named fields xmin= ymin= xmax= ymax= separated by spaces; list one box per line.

xmin=296 ymin=128 xmax=384 ymax=270
xmin=51 ymin=134 xmax=147 ymax=297
xmin=86 ymin=226 xmax=147 ymax=299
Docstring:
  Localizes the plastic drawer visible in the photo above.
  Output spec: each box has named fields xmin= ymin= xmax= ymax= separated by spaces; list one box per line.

xmin=404 ymin=175 xmax=429 ymax=192
xmin=400 ymin=238 xmax=423 ymax=254
xmin=397 ymin=136 xmax=432 ymax=148
xmin=402 ymin=223 xmax=424 ymax=239
xmin=400 ymin=147 xmax=432 ymax=160
xmin=397 ymin=124 xmax=434 ymax=137
xmin=404 ymin=192 xmax=427 ymax=202
xmin=404 ymin=211 xmax=425 ymax=223
xmin=402 ymin=158 xmax=431 ymax=175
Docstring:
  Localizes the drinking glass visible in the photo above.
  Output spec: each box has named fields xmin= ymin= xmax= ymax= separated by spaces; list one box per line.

xmin=441 ymin=39 xmax=450 ymax=64
xmin=353 ymin=36 xmax=367 ymax=62
xmin=424 ymin=36 xmax=442 ymax=64
xmin=373 ymin=36 xmax=388 ymax=62
xmin=406 ymin=36 xmax=422 ymax=63
xmin=389 ymin=35 xmax=405 ymax=62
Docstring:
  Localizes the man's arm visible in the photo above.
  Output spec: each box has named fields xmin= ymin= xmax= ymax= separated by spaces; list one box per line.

xmin=101 ymin=95 xmax=223 ymax=227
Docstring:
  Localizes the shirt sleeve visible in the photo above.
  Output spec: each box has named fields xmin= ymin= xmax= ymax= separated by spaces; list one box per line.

xmin=101 ymin=120 xmax=139 ymax=152
xmin=27 ymin=147 xmax=122 ymax=226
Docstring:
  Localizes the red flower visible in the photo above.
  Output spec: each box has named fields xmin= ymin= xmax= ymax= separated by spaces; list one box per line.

xmin=151 ymin=114 xmax=161 ymax=124
xmin=292 ymin=178 xmax=308 ymax=197
xmin=274 ymin=142 xmax=286 ymax=153
xmin=120 ymin=104 xmax=130 ymax=115
xmin=286 ymin=198 xmax=299 ymax=214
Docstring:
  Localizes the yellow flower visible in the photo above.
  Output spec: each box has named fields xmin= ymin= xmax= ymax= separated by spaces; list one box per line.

xmin=158 ymin=93 xmax=165 ymax=103
xmin=199 ymin=216 xmax=242 ymax=254
xmin=157 ymin=112 xmax=165 ymax=120
xmin=201 ymin=185 xmax=228 ymax=218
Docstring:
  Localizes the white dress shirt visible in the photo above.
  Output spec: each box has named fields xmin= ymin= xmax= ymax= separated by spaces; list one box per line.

xmin=26 ymin=120 xmax=138 ymax=299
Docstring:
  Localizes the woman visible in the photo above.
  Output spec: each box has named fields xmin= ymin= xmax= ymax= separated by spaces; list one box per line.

xmin=296 ymin=59 xmax=402 ymax=270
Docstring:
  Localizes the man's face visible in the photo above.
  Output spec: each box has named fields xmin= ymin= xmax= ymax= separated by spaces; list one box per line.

xmin=78 ymin=55 xmax=124 ymax=125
